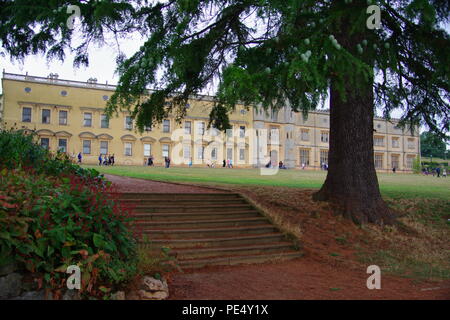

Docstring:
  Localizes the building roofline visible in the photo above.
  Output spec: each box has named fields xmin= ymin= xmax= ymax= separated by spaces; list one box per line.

xmin=2 ymin=71 xmax=405 ymax=123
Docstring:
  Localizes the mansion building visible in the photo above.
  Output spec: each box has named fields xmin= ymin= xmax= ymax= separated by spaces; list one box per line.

xmin=0 ymin=71 xmax=420 ymax=172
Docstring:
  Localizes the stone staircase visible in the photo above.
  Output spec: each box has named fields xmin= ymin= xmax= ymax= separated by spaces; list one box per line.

xmin=118 ymin=192 xmax=302 ymax=269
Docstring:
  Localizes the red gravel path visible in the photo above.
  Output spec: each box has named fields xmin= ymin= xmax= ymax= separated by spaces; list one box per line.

xmin=105 ymin=174 xmax=223 ymax=193
xmin=106 ymin=174 xmax=450 ymax=300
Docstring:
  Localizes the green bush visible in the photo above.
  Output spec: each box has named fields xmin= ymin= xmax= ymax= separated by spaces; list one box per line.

xmin=0 ymin=130 xmax=137 ymax=298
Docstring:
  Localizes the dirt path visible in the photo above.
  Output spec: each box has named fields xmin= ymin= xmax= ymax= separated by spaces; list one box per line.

xmin=106 ymin=175 xmax=450 ymax=300
xmin=167 ymin=258 xmax=450 ymax=300
xmin=105 ymin=174 xmax=223 ymax=193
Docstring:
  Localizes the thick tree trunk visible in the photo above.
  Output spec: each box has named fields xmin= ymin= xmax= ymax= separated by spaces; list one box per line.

xmin=313 ymin=79 xmax=395 ymax=225
xmin=313 ymin=14 xmax=396 ymax=225
xmin=313 ymin=81 xmax=397 ymax=225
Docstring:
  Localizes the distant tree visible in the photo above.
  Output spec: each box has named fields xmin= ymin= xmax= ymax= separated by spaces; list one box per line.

xmin=1 ymin=0 xmax=449 ymax=225
xmin=420 ymin=131 xmax=448 ymax=159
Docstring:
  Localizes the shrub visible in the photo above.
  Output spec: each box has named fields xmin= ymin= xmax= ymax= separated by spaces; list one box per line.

xmin=0 ymin=130 xmax=137 ymax=298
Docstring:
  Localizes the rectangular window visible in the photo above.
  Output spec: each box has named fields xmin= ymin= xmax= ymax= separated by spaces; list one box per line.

xmin=101 ymin=114 xmax=109 ymax=128
xmin=100 ymin=141 xmax=108 ymax=155
xmin=42 ymin=109 xmax=51 ymax=124
xmin=162 ymin=144 xmax=170 ymax=157
xmin=301 ymin=129 xmax=309 ymax=141
xmin=406 ymin=156 xmax=415 ymax=169
xmin=40 ymin=138 xmax=50 ymax=149
xmin=144 ymin=125 xmax=152 ymax=132
xmin=407 ymin=138 xmax=415 ymax=149
xmin=58 ymin=139 xmax=67 ymax=152
xmin=197 ymin=146 xmax=204 ymax=159
xmin=163 ymin=120 xmax=170 ymax=133
xmin=124 ymin=142 xmax=132 ymax=156
xmin=226 ymin=128 xmax=233 ymax=138
xmin=183 ymin=145 xmax=191 ymax=159
xmin=374 ymin=154 xmax=383 ymax=169
xmin=144 ymin=144 xmax=151 ymax=157
xmin=392 ymin=137 xmax=400 ymax=148
xmin=184 ymin=121 xmax=192 ymax=135
xmin=82 ymin=140 xmax=91 ymax=154
xmin=320 ymin=131 xmax=329 ymax=143
xmin=22 ymin=107 xmax=32 ymax=122
xmin=299 ymin=149 xmax=310 ymax=166
xmin=125 ymin=116 xmax=133 ymax=130
xmin=239 ymin=148 xmax=245 ymax=161
xmin=83 ymin=113 xmax=92 ymax=127
xmin=211 ymin=148 xmax=217 ymax=160
xmin=198 ymin=122 xmax=205 ymax=135
xmin=269 ymin=127 xmax=279 ymax=144
xmin=59 ymin=110 xmax=68 ymax=125
xmin=391 ymin=154 xmax=399 ymax=169
xmin=374 ymin=136 xmax=384 ymax=147
xmin=320 ymin=150 xmax=329 ymax=166
xmin=226 ymin=148 xmax=233 ymax=160
xmin=239 ymin=126 xmax=246 ymax=138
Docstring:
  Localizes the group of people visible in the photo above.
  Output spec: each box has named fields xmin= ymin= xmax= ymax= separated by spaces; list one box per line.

xmin=264 ymin=160 xmax=287 ymax=169
xmin=422 ymin=166 xmax=447 ymax=177
xmin=223 ymin=159 xmax=233 ymax=168
xmin=145 ymin=155 xmax=155 ymax=166
xmin=98 ymin=154 xmax=115 ymax=166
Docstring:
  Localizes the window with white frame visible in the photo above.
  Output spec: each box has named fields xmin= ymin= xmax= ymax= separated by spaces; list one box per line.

xmin=407 ymin=138 xmax=415 ymax=149
xmin=82 ymin=140 xmax=91 ymax=154
xmin=197 ymin=146 xmax=204 ymax=159
xmin=40 ymin=138 xmax=50 ymax=149
xmin=239 ymin=126 xmax=245 ymax=138
xmin=184 ymin=121 xmax=192 ymax=134
xmin=162 ymin=144 xmax=170 ymax=157
xmin=83 ymin=113 xmax=92 ymax=127
xmin=392 ymin=137 xmax=400 ymax=148
xmin=391 ymin=154 xmax=399 ymax=169
xmin=58 ymin=139 xmax=67 ymax=152
xmin=22 ymin=107 xmax=32 ymax=122
xmin=124 ymin=142 xmax=132 ymax=156
xmin=374 ymin=154 xmax=383 ymax=169
xmin=320 ymin=131 xmax=329 ymax=143
xmin=42 ymin=109 xmax=51 ymax=124
xmin=100 ymin=141 xmax=108 ymax=155
xmin=239 ymin=148 xmax=245 ymax=161
xmin=301 ymin=129 xmax=309 ymax=141
xmin=299 ymin=149 xmax=310 ymax=165
xmin=374 ymin=136 xmax=384 ymax=147
xmin=163 ymin=120 xmax=170 ymax=133
xmin=59 ymin=110 xmax=68 ymax=125
xmin=406 ymin=155 xmax=415 ymax=169
xmin=183 ymin=145 xmax=191 ymax=159
xmin=211 ymin=148 xmax=217 ymax=160
xmin=144 ymin=144 xmax=151 ymax=157
xmin=125 ymin=116 xmax=133 ymax=130
xmin=320 ymin=150 xmax=329 ymax=165
xmin=197 ymin=122 xmax=205 ymax=135
xmin=101 ymin=114 xmax=109 ymax=128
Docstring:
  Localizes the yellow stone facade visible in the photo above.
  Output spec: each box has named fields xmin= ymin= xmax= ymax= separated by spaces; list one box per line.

xmin=0 ymin=71 xmax=419 ymax=171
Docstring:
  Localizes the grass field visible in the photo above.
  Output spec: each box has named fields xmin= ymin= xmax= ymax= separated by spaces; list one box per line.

xmin=85 ymin=165 xmax=450 ymax=200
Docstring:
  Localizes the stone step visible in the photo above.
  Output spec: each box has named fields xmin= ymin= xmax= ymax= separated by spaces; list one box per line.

xmin=140 ymin=224 xmax=277 ymax=239
xmin=168 ymin=242 xmax=296 ymax=260
xmin=139 ymin=232 xmax=287 ymax=248
xmin=177 ymin=251 xmax=303 ymax=269
xmin=131 ymin=204 xmax=254 ymax=213
xmin=120 ymin=199 xmax=247 ymax=206
xmin=117 ymin=193 xmax=240 ymax=201
xmin=133 ymin=216 xmax=270 ymax=228
xmin=131 ymin=210 xmax=260 ymax=221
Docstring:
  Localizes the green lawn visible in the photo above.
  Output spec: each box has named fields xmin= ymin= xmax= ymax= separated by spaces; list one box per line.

xmin=85 ymin=165 xmax=450 ymax=200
